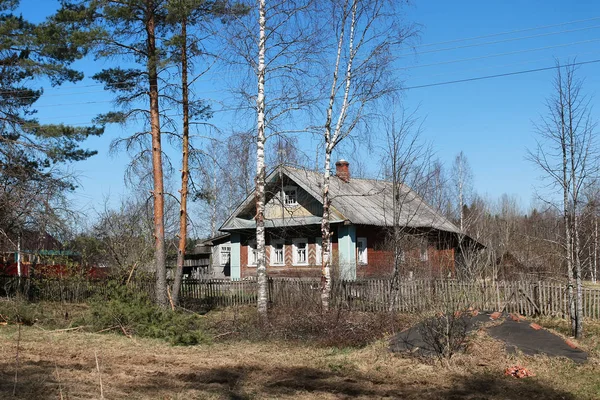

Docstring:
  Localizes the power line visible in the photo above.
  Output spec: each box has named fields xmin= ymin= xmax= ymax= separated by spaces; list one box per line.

xmin=397 ymin=38 xmax=600 ymax=70
xmin=403 ymin=58 xmax=600 ymax=90
xmin=402 ymin=25 xmax=600 ymax=57
xmin=415 ymin=49 xmax=600 ymax=80
xmin=414 ymin=16 xmax=600 ymax=49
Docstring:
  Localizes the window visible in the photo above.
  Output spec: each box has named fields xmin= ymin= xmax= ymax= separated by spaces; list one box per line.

xmin=220 ymin=245 xmax=231 ymax=266
xmin=356 ymin=237 xmax=368 ymax=265
xmin=283 ymin=186 xmax=298 ymax=206
xmin=292 ymin=238 xmax=308 ymax=265
xmin=420 ymin=245 xmax=429 ymax=261
xmin=315 ymin=237 xmax=322 ymax=265
xmin=271 ymin=240 xmax=285 ymax=265
xmin=248 ymin=240 xmax=258 ymax=266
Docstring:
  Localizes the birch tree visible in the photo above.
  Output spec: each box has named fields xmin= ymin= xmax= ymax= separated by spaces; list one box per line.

xmin=528 ymin=62 xmax=598 ymax=338
xmin=317 ymin=0 xmax=415 ymax=310
xmin=224 ymin=0 xmax=321 ymax=320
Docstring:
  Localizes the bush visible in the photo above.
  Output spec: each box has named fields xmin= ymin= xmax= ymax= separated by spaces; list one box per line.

xmin=208 ymin=305 xmax=414 ymax=348
xmin=86 ymin=283 xmax=209 ymax=346
xmin=0 ymin=298 xmax=42 ymax=325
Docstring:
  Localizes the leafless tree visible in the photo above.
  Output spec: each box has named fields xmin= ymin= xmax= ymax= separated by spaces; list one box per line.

xmin=223 ymin=0 xmax=322 ymax=320
xmin=317 ymin=0 xmax=416 ymax=310
xmin=528 ymin=62 xmax=598 ymax=338
xmin=380 ymin=106 xmax=433 ymax=309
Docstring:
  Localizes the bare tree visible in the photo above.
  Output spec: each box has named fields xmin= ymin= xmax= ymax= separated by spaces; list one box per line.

xmin=317 ymin=0 xmax=415 ymax=310
xmin=223 ymin=0 xmax=322 ymax=320
xmin=381 ymin=106 xmax=432 ymax=309
xmin=451 ymin=151 xmax=473 ymax=232
xmin=528 ymin=62 xmax=598 ymax=338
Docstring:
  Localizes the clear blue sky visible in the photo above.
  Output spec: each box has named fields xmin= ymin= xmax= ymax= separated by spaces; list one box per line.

xmin=18 ymin=0 xmax=600 ymax=228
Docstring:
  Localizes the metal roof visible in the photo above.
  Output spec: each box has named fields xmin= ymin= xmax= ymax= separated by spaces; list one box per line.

xmin=220 ymin=165 xmax=462 ymax=235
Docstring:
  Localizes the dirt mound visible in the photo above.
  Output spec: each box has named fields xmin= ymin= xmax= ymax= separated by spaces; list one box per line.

xmin=390 ymin=312 xmax=588 ymax=364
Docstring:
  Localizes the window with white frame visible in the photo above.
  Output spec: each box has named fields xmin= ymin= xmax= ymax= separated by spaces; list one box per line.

xmin=315 ymin=237 xmax=322 ymax=265
xmin=283 ymin=186 xmax=298 ymax=206
xmin=271 ymin=239 xmax=285 ymax=265
xmin=356 ymin=237 xmax=368 ymax=265
xmin=220 ymin=245 xmax=231 ymax=266
xmin=248 ymin=240 xmax=258 ymax=266
xmin=420 ymin=244 xmax=429 ymax=261
xmin=292 ymin=238 xmax=308 ymax=265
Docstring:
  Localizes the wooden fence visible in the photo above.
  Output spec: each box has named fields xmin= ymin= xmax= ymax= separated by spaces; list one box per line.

xmin=2 ymin=275 xmax=600 ymax=319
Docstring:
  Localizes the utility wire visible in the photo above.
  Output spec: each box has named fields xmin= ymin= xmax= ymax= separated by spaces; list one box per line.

xmin=402 ymin=25 xmax=600 ymax=57
xmin=1 ymin=17 xmax=598 ymax=98
xmin=22 ymin=57 xmax=600 ymax=124
xmin=403 ymin=58 xmax=600 ymax=90
xmin=397 ymin=38 xmax=600 ymax=70
xmin=414 ymin=16 xmax=600 ymax=48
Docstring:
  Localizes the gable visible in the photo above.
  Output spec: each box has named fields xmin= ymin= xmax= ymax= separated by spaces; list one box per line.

xmin=264 ymin=180 xmax=322 ymax=220
xmin=220 ymin=169 xmax=346 ymax=231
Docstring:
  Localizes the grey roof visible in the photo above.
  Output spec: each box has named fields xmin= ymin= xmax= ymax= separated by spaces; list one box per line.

xmin=220 ymin=165 xmax=461 ymax=235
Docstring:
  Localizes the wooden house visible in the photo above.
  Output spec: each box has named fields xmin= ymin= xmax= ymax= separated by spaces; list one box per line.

xmin=219 ymin=161 xmax=472 ymax=280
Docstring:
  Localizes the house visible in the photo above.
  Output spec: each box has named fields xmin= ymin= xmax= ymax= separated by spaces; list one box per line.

xmin=0 ymin=230 xmax=106 ymax=278
xmin=218 ymin=160 xmax=474 ymax=280
xmin=183 ymin=234 xmax=232 ymax=279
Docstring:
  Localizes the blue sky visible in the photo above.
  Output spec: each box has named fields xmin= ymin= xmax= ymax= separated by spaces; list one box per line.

xmin=17 ymin=0 xmax=600 ymax=228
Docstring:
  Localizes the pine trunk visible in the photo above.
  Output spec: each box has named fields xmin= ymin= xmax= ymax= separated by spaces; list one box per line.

xmin=255 ymin=0 xmax=268 ymax=320
xmin=172 ymin=16 xmax=190 ymax=306
xmin=147 ymin=2 xmax=168 ymax=308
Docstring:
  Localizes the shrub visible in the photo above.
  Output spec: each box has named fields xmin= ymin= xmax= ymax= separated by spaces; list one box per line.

xmin=87 ymin=282 xmax=209 ymax=345
xmin=0 ymin=298 xmax=42 ymax=325
xmin=208 ymin=305 xmax=414 ymax=348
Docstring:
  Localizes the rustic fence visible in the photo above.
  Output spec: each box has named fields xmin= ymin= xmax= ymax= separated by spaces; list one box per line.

xmin=2 ymin=275 xmax=600 ymax=319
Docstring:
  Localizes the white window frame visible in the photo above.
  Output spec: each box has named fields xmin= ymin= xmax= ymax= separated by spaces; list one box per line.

xmin=220 ymin=245 xmax=231 ymax=266
xmin=248 ymin=240 xmax=258 ymax=267
xmin=315 ymin=237 xmax=322 ymax=265
xmin=270 ymin=239 xmax=285 ymax=266
xmin=283 ymin=185 xmax=298 ymax=206
xmin=356 ymin=237 xmax=368 ymax=265
xmin=420 ymin=244 xmax=429 ymax=261
xmin=292 ymin=238 xmax=308 ymax=265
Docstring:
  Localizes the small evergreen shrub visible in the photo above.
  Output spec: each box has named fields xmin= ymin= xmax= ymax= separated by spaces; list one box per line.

xmin=87 ymin=282 xmax=209 ymax=345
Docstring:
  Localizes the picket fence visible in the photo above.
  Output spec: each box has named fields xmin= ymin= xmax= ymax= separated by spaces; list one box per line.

xmin=2 ymin=275 xmax=600 ymax=319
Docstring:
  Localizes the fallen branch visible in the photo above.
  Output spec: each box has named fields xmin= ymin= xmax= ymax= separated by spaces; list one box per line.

xmin=94 ymin=350 xmax=104 ymax=399
xmin=119 ymin=325 xmax=132 ymax=339
xmin=95 ymin=326 xmax=119 ymax=334
xmin=213 ymin=331 xmax=235 ymax=340
xmin=49 ymin=326 xmax=90 ymax=333
xmin=13 ymin=323 xmax=21 ymax=396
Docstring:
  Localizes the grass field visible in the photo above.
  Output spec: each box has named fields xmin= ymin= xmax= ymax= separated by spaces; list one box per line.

xmin=1 ymin=304 xmax=600 ymax=399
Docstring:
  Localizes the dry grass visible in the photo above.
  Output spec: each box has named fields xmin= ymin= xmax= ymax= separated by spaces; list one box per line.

xmin=1 ymin=312 xmax=599 ymax=399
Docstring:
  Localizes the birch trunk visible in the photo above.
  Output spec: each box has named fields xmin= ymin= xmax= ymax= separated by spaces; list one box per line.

xmin=321 ymin=154 xmax=332 ymax=311
xmin=147 ymin=2 xmax=168 ymax=308
xmin=560 ymin=113 xmax=576 ymax=334
xmin=255 ymin=0 xmax=268 ymax=320
xmin=569 ymin=92 xmax=583 ymax=339
xmin=594 ymin=216 xmax=598 ymax=284
xmin=574 ymin=211 xmax=584 ymax=337
xmin=321 ymin=0 xmax=355 ymax=311
xmin=172 ymin=16 xmax=190 ymax=306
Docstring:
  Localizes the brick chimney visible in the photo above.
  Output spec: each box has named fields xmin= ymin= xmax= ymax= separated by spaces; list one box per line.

xmin=335 ymin=159 xmax=350 ymax=182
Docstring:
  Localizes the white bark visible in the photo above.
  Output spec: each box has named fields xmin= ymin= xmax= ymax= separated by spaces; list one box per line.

xmin=255 ymin=0 xmax=268 ymax=319
xmin=321 ymin=0 xmax=356 ymax=311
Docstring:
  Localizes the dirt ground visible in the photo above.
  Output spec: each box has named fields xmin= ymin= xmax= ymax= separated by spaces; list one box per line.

xmin=1 ymin=320 xmax=600 ymax=400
